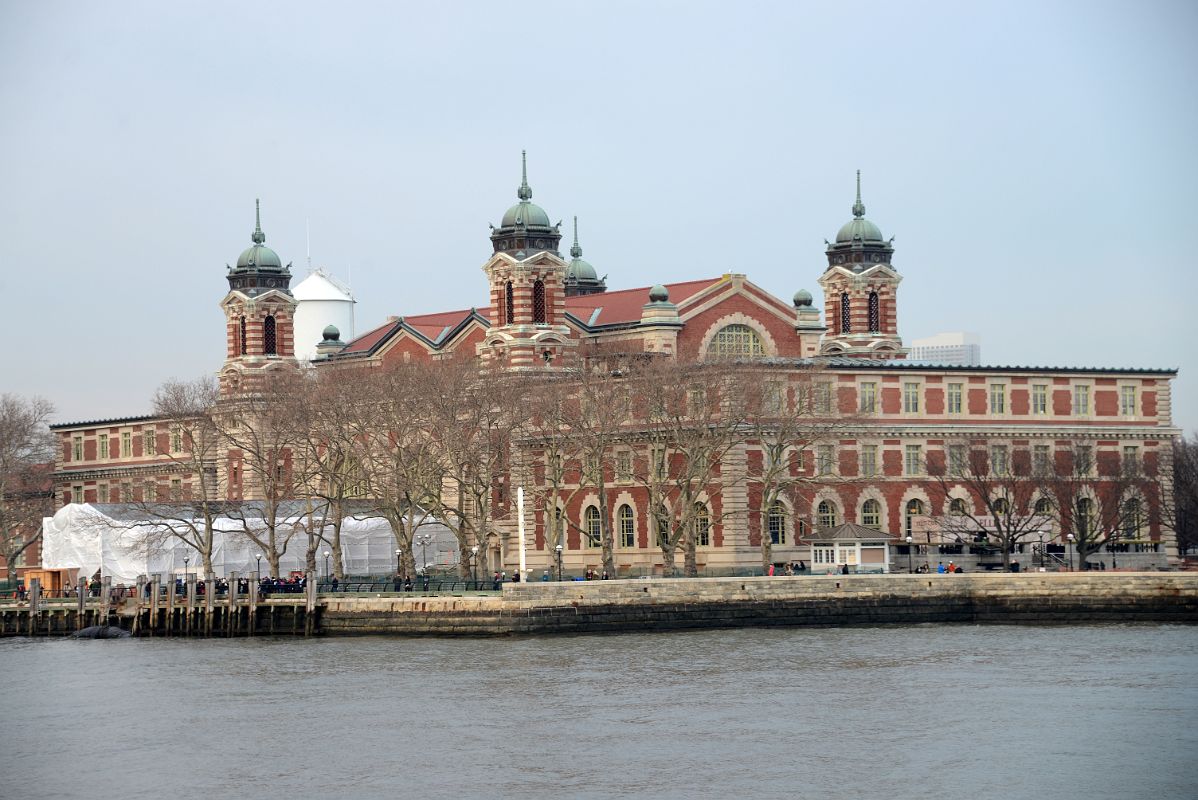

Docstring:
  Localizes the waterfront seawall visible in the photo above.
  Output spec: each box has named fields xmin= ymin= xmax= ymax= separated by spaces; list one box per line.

xmin=318 ymin=572 xmax=1198 ymax=635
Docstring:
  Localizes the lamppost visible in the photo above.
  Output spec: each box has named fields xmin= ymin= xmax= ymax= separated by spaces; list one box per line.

xmin=555 ymin=544 xmax=564 ymax=582
xmin=470 ymin=545 xmax=479 ymax=589
xmin=1038 ymin=533 xmax=1045 ymax=569
xmin=905 ymin=535 xmax=913 ymax=573
xmin=416 ymin=533 xmax=433 ymax=577
xmin=395 ymin=548 xmax=402 ymax=577
xmin=323 ymin=550 xmax=331 ymax=584
xmin=1067 ymin=533 xmax=1075 ymax=572
xmin=255 ymin=553 xmax=262 ymax=576
xmin=183 ymin=554 xmax=190 ymax=584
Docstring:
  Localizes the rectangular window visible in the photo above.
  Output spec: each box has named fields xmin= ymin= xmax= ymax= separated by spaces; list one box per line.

xmin=816 ymin=445 xmax=834 ymax=475
xmin=859 ymin=382 xmax=877 ymax=414
xmin=1075 ymin=445 xmax=1093 ymax=476
xmin=688 ymin=387 xmax=706 ymax=415
xmin=616 ymin=450 xmax=632 ymax=481
xmin=72 ymin=436 xmax=83 ymax=462
xmin=171 ymin=427 xmax=183 ymax=453
xmin=1033 ymin=445 xmax=1050 ymax=476
xmin=144 ymin=482 xmax=156 ymax=502
xmin=905 ymin=444 xmax=923 ymax=476
xmin=860 ymin=445 xmax=878 ymax=478
xmin=1072 ymin=385 xmax=1091 ymax=416
xmin=653 ymin=447 xmax=666 ymax=478
xmin=1032 ymin=385 xmax=1048 ymax=415
xmin=990 ymin=445 xmax=1009 ymax=475
xmin=989 ymin=384 xmax=1006 ymax=414
xmin=764 ymin=381 xmax=783 ymax=414
xmin=98 ymin=434 xmax=109 ymax=460
xmin=619 ymin=511 xmax=635 ymax=548
xmin=120 ymin=482 xmax=132 ymax=502
xmin=72 ymin=484 xmax=85 ymax=503
xmin=814 ymin=382 xmax=832 ymax=414
xmin=121 ymin=432 xmax=132 ymax=458
xmin=1123 ymin=445 xmax=1140 ymax=475
xmin=902 ymin=382 xmax=920 ymax=414
xmin=144 ymin=430 xmax=157 ymax=457
xmin=97 ymin=483 xmax=109 ymax=503
xmin=1120 ymin=386 xmax=1137 ymax=417
xmin=170 ymin=479 xmax=182 ymax=501
xmin=948 ymin=444 xmax=967 ymax=475
xmin=947 ymin=383 xmax=963 ymax=414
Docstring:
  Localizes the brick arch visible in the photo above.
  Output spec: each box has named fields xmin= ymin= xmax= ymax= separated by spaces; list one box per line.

xmin=613 ymin=490 xmax=640 ymax=550
xmin=697 ymin=312 xmax=779 ymax=359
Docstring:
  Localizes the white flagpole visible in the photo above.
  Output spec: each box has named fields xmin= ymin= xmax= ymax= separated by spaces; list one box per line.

xmin=517 ymin=486 xmax=527 ymax=581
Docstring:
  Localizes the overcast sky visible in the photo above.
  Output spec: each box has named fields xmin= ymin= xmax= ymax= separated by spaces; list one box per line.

xmin=2 ymin=0 xmax=1195 ymax=433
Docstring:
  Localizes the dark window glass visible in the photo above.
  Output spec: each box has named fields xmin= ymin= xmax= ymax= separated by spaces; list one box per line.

xmin=868 ymin=292 xmax=880 ymax=333
xmin=533 ymin=280 xmax=546 ymax=324
xmin=840 ymin=293 xmax=851 ymax=333
xmin=264 ymin=315 xmax=277 ymax=355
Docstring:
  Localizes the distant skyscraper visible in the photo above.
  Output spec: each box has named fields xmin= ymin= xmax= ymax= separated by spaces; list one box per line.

xmin=909 ymin=332 xmax=981 ymax=365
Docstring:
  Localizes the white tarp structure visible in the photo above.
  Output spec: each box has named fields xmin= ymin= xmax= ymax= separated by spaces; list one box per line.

xmin=41 ymin=503 xmax=457 ymax=585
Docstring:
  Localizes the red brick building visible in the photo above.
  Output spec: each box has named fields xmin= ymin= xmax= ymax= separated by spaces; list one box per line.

xmin=50 ymin=159 xmax=1180 ymax=574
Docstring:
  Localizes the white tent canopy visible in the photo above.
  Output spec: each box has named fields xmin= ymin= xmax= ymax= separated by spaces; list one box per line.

xmin=41 ymin=503 xmax=457 ymax=585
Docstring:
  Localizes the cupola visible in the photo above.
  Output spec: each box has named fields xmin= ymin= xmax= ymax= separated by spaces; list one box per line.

xmin=489 ymin=151 xmax=562 ymax=258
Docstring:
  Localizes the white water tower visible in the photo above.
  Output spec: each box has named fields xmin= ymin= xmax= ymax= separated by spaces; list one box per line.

xmin=292 ymin=269 xmax=355 ymax=362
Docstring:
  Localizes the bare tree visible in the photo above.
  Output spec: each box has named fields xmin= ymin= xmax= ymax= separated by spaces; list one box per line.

xmin=217 ymin=370 xmax=311 ymax=577
xmin=0 ymin=394 xmax=55 ymax=579
xmin=1167 ymin=434 xmax=1198 ymax=557
xmin=1043 ymin=445 xmax=1159 ymax=569
xmin=627 ymin=358 xmax=752 ymax=577
xmin=742 ymin=363 xmax=850 ymax=571
xmin=926 ymin=441 xmax=1050 ymax=568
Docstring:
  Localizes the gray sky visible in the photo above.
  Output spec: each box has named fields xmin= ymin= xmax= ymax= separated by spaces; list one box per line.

xmin=2 ymin=0 xmax=1195 ymax=432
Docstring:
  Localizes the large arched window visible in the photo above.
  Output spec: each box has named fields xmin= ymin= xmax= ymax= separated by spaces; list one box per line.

xmin=504 ymin=281 xmax=514 ymax=325
xmin=861 ymin=499 xmax=881 ymax=530
xmin=1034 ymin=497 xmax=1053 ymax=515
xmin=817 ymin=500 xmax=838 ymax=529
xmin=618 ymin=504 xmax=635 ymax=548
xmin=992 ymin=497 xmax=1010 ymax=516
xmin=1122 ymin=498 xmax=1143 ymax=539
xmin=840 ymin=292 xmax=852 ymax=333
xmin=693 ymin=503 xmax=711 ymax=546
xmin=868 ymin=292 xmax=880 ymax=333
xmin=263 ymin=315 xmax=277 ymax=355
xmin=584 ymin=505 xmax=601 ymax=548
xmin=950 ymin=497 xmax=969 ymax=516
xmin=532 ymin=280 xmax=547 ymax=324
xmin=905 ymin=499 xmax=926 ymax=538
xmin=768 ymin=503 xmax=787 ymax=545
xmin=706 ymin=324 xmax=765 ymax=360
xmin=239 ymin=316 xmax=247 ymax=355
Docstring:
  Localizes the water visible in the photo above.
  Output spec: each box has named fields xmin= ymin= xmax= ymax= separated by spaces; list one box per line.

xmin=2 ymin=625 xmax=1196 ymax=800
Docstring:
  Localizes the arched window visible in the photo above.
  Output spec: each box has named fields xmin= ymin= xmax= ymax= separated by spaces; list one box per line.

xmin=861 ymin=499 xmax=881 ymax=530
xmin=868 ymin=292 xmax=880 ymax=333
xmin=817 ymin=500 xmax=838 ymax=529
xmin=992 ymin=497 xmax=1010 ymax=516
xmin=532 ymin=280 xmax=546 ymax=324
xmin=693 ymin=503 xmax=711 ymax=546
xmin=905 ymin=499 xmax=925 ymax=538
xmin=584 ymin=505 xmax=601 ymax=548
xmin=239 ymin=316 xmax=247 ymax=355
xmin=840 ymin=292 xmax=851 ymax=333
xmin=768 ymin=503 xmax=787 ymax=545
xmin=1034 ymin=497 xmax=1053 ymax=515
xmin=950 ymin=497 xmax=969 ymax=516
xmin=618 ymin=504 xmax=635 ymax=548
xmin=263 ymin=315 xmax=277 ymax=355
xmin=1122 ymin=498 xmax=1143 ymax=539
xmin=1076 ymin=497 xmax=1094 ymax=537
xmin=706 ymin=324 xmax=765 ymax=360
xmin=504 ymin=281 xmax=514 ymax=325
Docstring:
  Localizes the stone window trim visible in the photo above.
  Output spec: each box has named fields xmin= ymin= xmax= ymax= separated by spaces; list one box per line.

xmin=697 ymin=313 xmax=779 ymax=361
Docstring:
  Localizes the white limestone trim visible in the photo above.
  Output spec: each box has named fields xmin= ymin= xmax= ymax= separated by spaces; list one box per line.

xmin=612 ymin=491 xmax=639 ymax=550
xmin=812 ymin=487 xmax=844 ymax=528
xmin=855 ymin=485 xmax=891 ymax=533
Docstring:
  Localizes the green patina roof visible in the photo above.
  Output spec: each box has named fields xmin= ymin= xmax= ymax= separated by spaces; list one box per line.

xmin=834 ymin=170 xmax=884 ymax=243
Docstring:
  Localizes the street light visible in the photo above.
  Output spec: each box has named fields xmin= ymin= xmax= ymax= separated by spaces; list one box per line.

xmin=395 ymin=548 xmax=402 ymax=576
xmin=1067 ymin=533 xmax=1075 ymax=572
xmin=905 ymin=535 xmax=913 ymax=573
xmin=470 ymin=545 xmax=479 ymax=589
xmin=416 ymin=533 xmax=433 ymax=578
xmin=323 ymin=550 xmax=331 ymax=584
xmin=255 ymin=553 xmax=262 ymax=576
xmin=555 ymin=544 xmax=564 ymax=582
xmin=183 ymin=554 xmax=190 ymax=584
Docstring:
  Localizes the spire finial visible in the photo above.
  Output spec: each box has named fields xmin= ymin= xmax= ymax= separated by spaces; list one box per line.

xmin=252 ymin=198 xmax=266 ymax=244
xmin=852 ymin=170 xmax=866 ymax=218
xmin=517 ymin=150 xmax=532 ymax=201
xmin=570 ymin=215 xmax=583 ymax=259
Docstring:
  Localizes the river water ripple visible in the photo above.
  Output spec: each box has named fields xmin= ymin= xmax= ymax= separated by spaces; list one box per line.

xmin=2 ymin=624 xmax=1196 ymax=800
